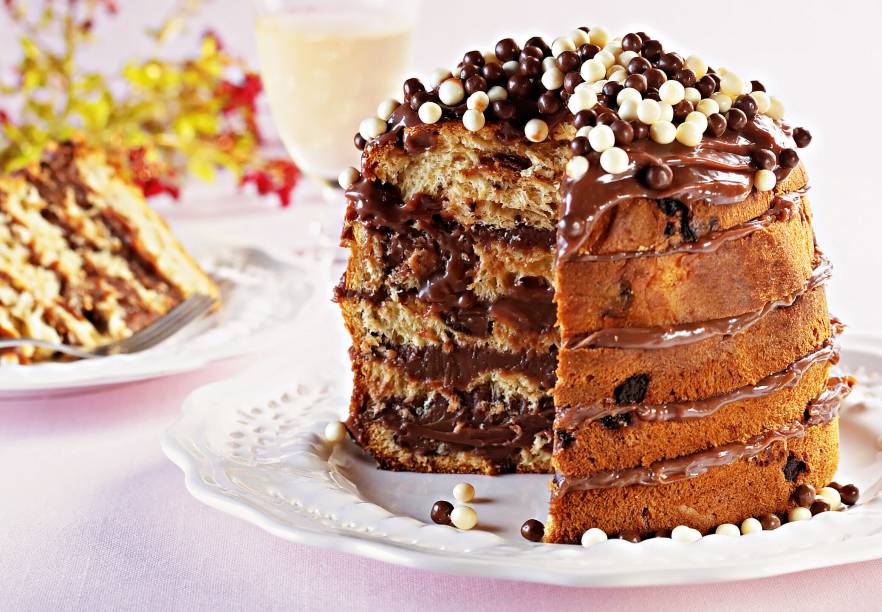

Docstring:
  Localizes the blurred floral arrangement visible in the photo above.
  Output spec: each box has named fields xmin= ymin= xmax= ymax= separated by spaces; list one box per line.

xmin=0 ymin=0 xmax=300 ymax=205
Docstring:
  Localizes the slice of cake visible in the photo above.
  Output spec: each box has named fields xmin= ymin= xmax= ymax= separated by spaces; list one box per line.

xmin=336 ymin=27 xmax=849 ymax=539
xmin=0 ymin=142 xmax=219 ymax=364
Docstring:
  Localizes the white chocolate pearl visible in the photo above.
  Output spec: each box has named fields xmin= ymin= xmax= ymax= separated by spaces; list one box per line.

xmin=566 ymin=155 xmax=590 ymax=180
xmin=575 ymin=126 xmax=592 ymax=138
xmin=541 ymin=67 xmax=565 ymax=90
xmin=323 ymin=420 xmax=347 ymax=443
xmin=740 ymin=517 xmax=763 ymax=535
xmin=818 ymin=487 xmax=843 ymax=510
xmin=600 ymin=147 xmax=629 ymax=174
xmin=650 ymin=121 xmax=677 ymax=144
xmin=616 ymin=86 xmax=642 ymax=105
xmin=482 ymin=50 xmax=499 ymax=65
xmin=569 ymin=28 xmax=590 ymax=47
xmin=453 ymin=482 xmax=475 ymax=503
xmin=418 ymin=101 xmax=442 ymax=124
xmin=438 ymin=79 xmax=465 ymax=106
xmin=524 ymin=118 xmax=549 ymax=143
xmin=580 ymin=527 xmax=608 ymax=547
xmin=337 ymin=167 xmax=359 ymax=190
xmin=503 ymin=60 xmax=519 ymax=75
xmin=542 ymin=56 xmax=557 ymax=72
xmin=606 ymin=67 xmax=627 ymax=83
xmin=636 ymin=99 xmax=662 ymax=125
xmin=676 ymin=121 xmax=703 ymax=147
xmin=684 ymin=87 xmax=701 ymax=105
xmin=720 ymin=72 xmax=745 ymax=97
xmin=659 ymin=80 xmax=685 ymax=105
xmin=715 ymin=523 xmax=741 ymax=537
xmin=750 ymin=91 xmax=771 ymax=114
xmin=428 ymin=68 xmax=451 ymax=88
xmin=376 ymin=98 xmax=400 ymax=121
xmin=466 ymin=91 xmax=489 ymax=112
xmin=603 ymin=40 xmax=623 ymax=56
xmin=552 ymin=36 xmax=576 ymax=57
xmin=581 ymin=58 xmax=606 ymax=83
xmin=462 ymin=109 xmax=485 ymax=132
xmin=716 ymin=66 xmax=730 ymax=76
xmin=359 ymin=116 xmax=387 ymax=140
xmin=788 ymin=506 xmax=812 ymax=522
xmin=754 ymin=169 xmax=776 ymax=191
xmin=618 ymin=50 xmax=638 ymax=68
xmin=567 ymin=88 xmax=598 ymax=114
xmin=671 ymin=525 xmax=702 ymax=543
xmin=450 ymin=505 xmax=478 ymax=530
xmin=588 ymin=26 xmax=610 ymax=47
xmin=594 ymin=50 xmax=615 ymax=69
xmin=487 ymin=85 xmax=508 ymax=102
xmin=685 ymin=55 xmax=708 ymax=79
xmin=685 ymin=111 xmax=708 ymax=133
xmin=696 ymin=98 xmax=720 ymax=117
xmin=659 ymin=102 xmax=674 ymax=122
xmin=767 ymin=96 xmax=785 ymax=120
xmin=712 ymin=92 xmax=732 ymax=113
xmin=588 ymin=124 xmax=615 ymax=152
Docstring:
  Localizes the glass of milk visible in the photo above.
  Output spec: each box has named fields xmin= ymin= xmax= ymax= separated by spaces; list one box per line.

xmin=254 ymin=0 xmax=418 ymax=183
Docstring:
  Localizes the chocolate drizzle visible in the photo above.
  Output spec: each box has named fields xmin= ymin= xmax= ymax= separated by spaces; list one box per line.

xmin=565 ymin=253 xmax=831 ymax=350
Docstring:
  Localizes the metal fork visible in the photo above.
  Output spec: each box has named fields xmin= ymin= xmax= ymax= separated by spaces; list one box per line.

xmin=0 ymin=293 xmax=217 ymax=360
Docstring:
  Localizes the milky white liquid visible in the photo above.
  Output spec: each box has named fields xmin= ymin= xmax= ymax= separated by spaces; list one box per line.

xmin=256 ymin=11 xmax=414 ymax=179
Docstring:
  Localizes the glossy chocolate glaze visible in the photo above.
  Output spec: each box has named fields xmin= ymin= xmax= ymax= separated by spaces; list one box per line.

xmin=553 ymin=375 xmax=851 ymax=496
xmin=565 ymin=253 xmax=831 ymax=350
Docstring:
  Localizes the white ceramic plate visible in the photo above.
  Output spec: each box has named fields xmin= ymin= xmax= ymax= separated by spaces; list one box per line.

xmin=162 ymin=295 xmax=882 ymax=587
xmin=0 ymin=229 xmax=319 ymax=395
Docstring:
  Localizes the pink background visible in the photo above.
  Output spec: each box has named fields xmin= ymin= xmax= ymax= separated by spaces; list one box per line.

xmin=4 ymin=1 xmax=882 ymax=609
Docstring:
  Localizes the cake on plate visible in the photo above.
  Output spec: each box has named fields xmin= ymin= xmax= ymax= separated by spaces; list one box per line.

xmin=0 ymin=142 xmax=219 ymax=364
xmin=335 ymin=27 xmax=850 ymax=542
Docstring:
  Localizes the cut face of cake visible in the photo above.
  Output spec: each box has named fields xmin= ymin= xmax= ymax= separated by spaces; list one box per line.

xmin=0 ymin=143 xmax=219 ymax=364
xmin=336 ymin=28 xmax=850 ymax=539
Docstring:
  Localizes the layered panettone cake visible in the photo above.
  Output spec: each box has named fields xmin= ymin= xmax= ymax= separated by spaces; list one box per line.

xmin=0 ymin=142 xmax=219 ymax=364
xmin=336 ymin=26 xmax=852 ymax=542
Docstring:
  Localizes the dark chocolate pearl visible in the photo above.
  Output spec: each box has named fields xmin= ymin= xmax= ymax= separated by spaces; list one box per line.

xmin=645 ymin=68 xmax=667 ymax=89
xmin=521 ymin=45 xmax=545 ymax=60
xmin=482 ymin=62 xmax=505 ymax=84
xmin=708 ymin=72 xmax=721 ymax=86
xmin=525 ymin=36 xmax=551 ymax=56
xmin=459 ymin=63 xmax=481 ymax=80
xmin=538 ymin=91 xmax=561 ymax=115
xmin=602 ymin=81 xmax=622 ymax=99
xmin=491 ymin=99 xmax=515 ymax=120
xmin=563 ymin=71 xmax=583 ymax=94
xmin=353 ymin=132 xmax=367 ymax=150
xmin=623 ymin=73 xmax=647 ymax=94
xmin=706 ymin=113 xmax=727 ymax=137
xmin=792 ymin=483 xmax=816 ymax=508
xmin=628 ymin=56 xmax=652 ymax=75
xmin=611 ymin=119 xmax=634 ymax=145
xmin=464 ymin=74 xmax=487 ymax=95
xmin=570 ymin=136 xmax=590 ymax=156
xmin=734 ymin=94 xmax=758 ymax=119
xmin=658 ymin=52 xmax=684 ymax=76
xmin=641 ymin=39 xmax=663 ymax=61
xmin=674 ymin=68 xmax=696 ymax=88
xmin=641 ymin=162 xmax=673 ymax=190
xmin=519 ymin=56 xmax=542 ymax=77
xmin=636 ymin=31 xmax=650 ymax=42
xmin=696 ymin=75 xmax=717 ymax=98
xmin=462 ymin=50 xmax=484 ymax=67
xmin=619 ymin=530 xmax=642 ymax=543
xmin=759 ymin=513 xmax=781 ymax=530
xmin=779 ymin=148 xmax=799 ymax=168
xmin=840 ymin=484 xmax=860 ymax=505
xmin=520 ymin=519 xmax=545 ymax=542
xmin=596 ymin=111 xmax=616 ymax=126
xmin=644 ymin=87 xmax=660 ymax=101
xmin=573 ymin=109 xmax=597 ymax=128
xmin=828 ymin=482 xmax=843 ymax=491
xmin=495 ymin=38 xmax=520 ymax=62
xmin=727 ymin=108 xmax=748 ymax=131
xmin=793 ymin=127 xmax=812 ymax=148
xmin=751 ymin=79 xmax=766 ymax=92
xmin=622 ymin=33 xmax=644 ymax=52
xmin=431 ymin=500 xmax=454 ymax=525
xmin=556 ymin=50 xmax=581 ymax=73
xmin=810 ymin=499 xmax=831 ymax=515
xmin=672 ymin=100 xmax=694 ymax=121
xmin=631 ymin=120 xmax=649 ymax=140
xmin=409 ymin=90 xmax=431 ymax=111
xmin=752 ymin=148 xmax=776 ymax=170
xmin=507 ymin=74 xmax=532 ymax=98
xmin=578 ymin=43 xmax=601 ymax=60
xmin=403 ymin=77 xmax=425 ymax=99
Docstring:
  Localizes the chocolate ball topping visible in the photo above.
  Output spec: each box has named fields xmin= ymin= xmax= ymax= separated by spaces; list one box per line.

xmin=520 ymin=519 xmax=545 ymax=542
xmin=557 ymin=50 xmax=581 ymax=73
xmin=622 ymin=33 xmax=644 ymax=52
xmin=464 ymin=74 xmax=487 ymax=95
xmin=759 ymin=513 xmax=781 ymax=530
xmin=611 ymin=119 xmax=635 ymax=145
xmin=624 ymin=73 xmax=647 ymax=94
xmin=734 ymin=94 xmax=758 ymax=119
xmin=674 ymin=68 xmax=696 ymax=88
xmin=353 ymin=132 xmax=367 ymax=150
xmin=491 ymin=99 xmax=515 ymax=120
xmin=696 ymin=75 xmax=717 ymax=98
xmin=840 ymin=484 xmax=860 ymax=505
xmin=525 ymin=36 xmax=551 ymax=56
xmin=752 ymin=148 xmax=777 ymax=170
xmin=673 ymin=100 xmax=694 ymax=121
xmin=495 ymin=38 xmax=520 ymax=62
xmin=706 ymin=113 xmax=727 ymax=137
xmin=641 ymin=39 xmax=663 ymax=61
xmin=573 ymin=109 xmax=597 ymax=128
xmin=645 ymin=68 xmax=667 ymax=89
xmin=482 ymin=62 xmax=505 ymax=83
xmin=727 ymin=107 xmax=748 ymax=131
xmin=521 ymin=44 xmax=544 ymax=60
xmin=538 ymin=91 xmax=561 ymax=114
xmin=403 ymin=77 xmax=425 ymax=99
xmin=792 ymin=484 xmax=816 ymax=508
xmin=810 ymin=499 xmax=831 ymax=515
xmin=658 ymin=52 xmax=684 ymax=76
xmin=751 ymin=79 xmax=766 ymax=92
xmin=409 ymin=90 xmax=431 ymax=111
xmin=793 ymin=127 xmax=812 ymax=147
xmin=459 ymin=63 xmax=481 ymax=80
xmin=507 ymin=74 xmax=532 ymax=98
xmin=631 ymin=120 xmax=649 ymax=140
xmin=628 ymin=56 xmax=652 ymax=75
xmin=570 ymin=136 xmax=590 ymax=156
xmin=519 ymin=55 xmax=542 ymax=77
xmin=642 ymin=162 xmax=674 ymax=190
xmin=619 ymin=530 xmax=642 ymax=543
xmin=578 ymin=43 xmax=601 ymax=60
xmin=563 ymin=71 xmax=584 ymax=93
xmin=431 ymin=500 xmax=454 ymax=525
xmin=779 ymin=148 xmax=799 ymax=168
xmin=462 ymin=50 xmax=484 ymax=66
xmin=602 ymin=81 xmax=623 ymax=99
